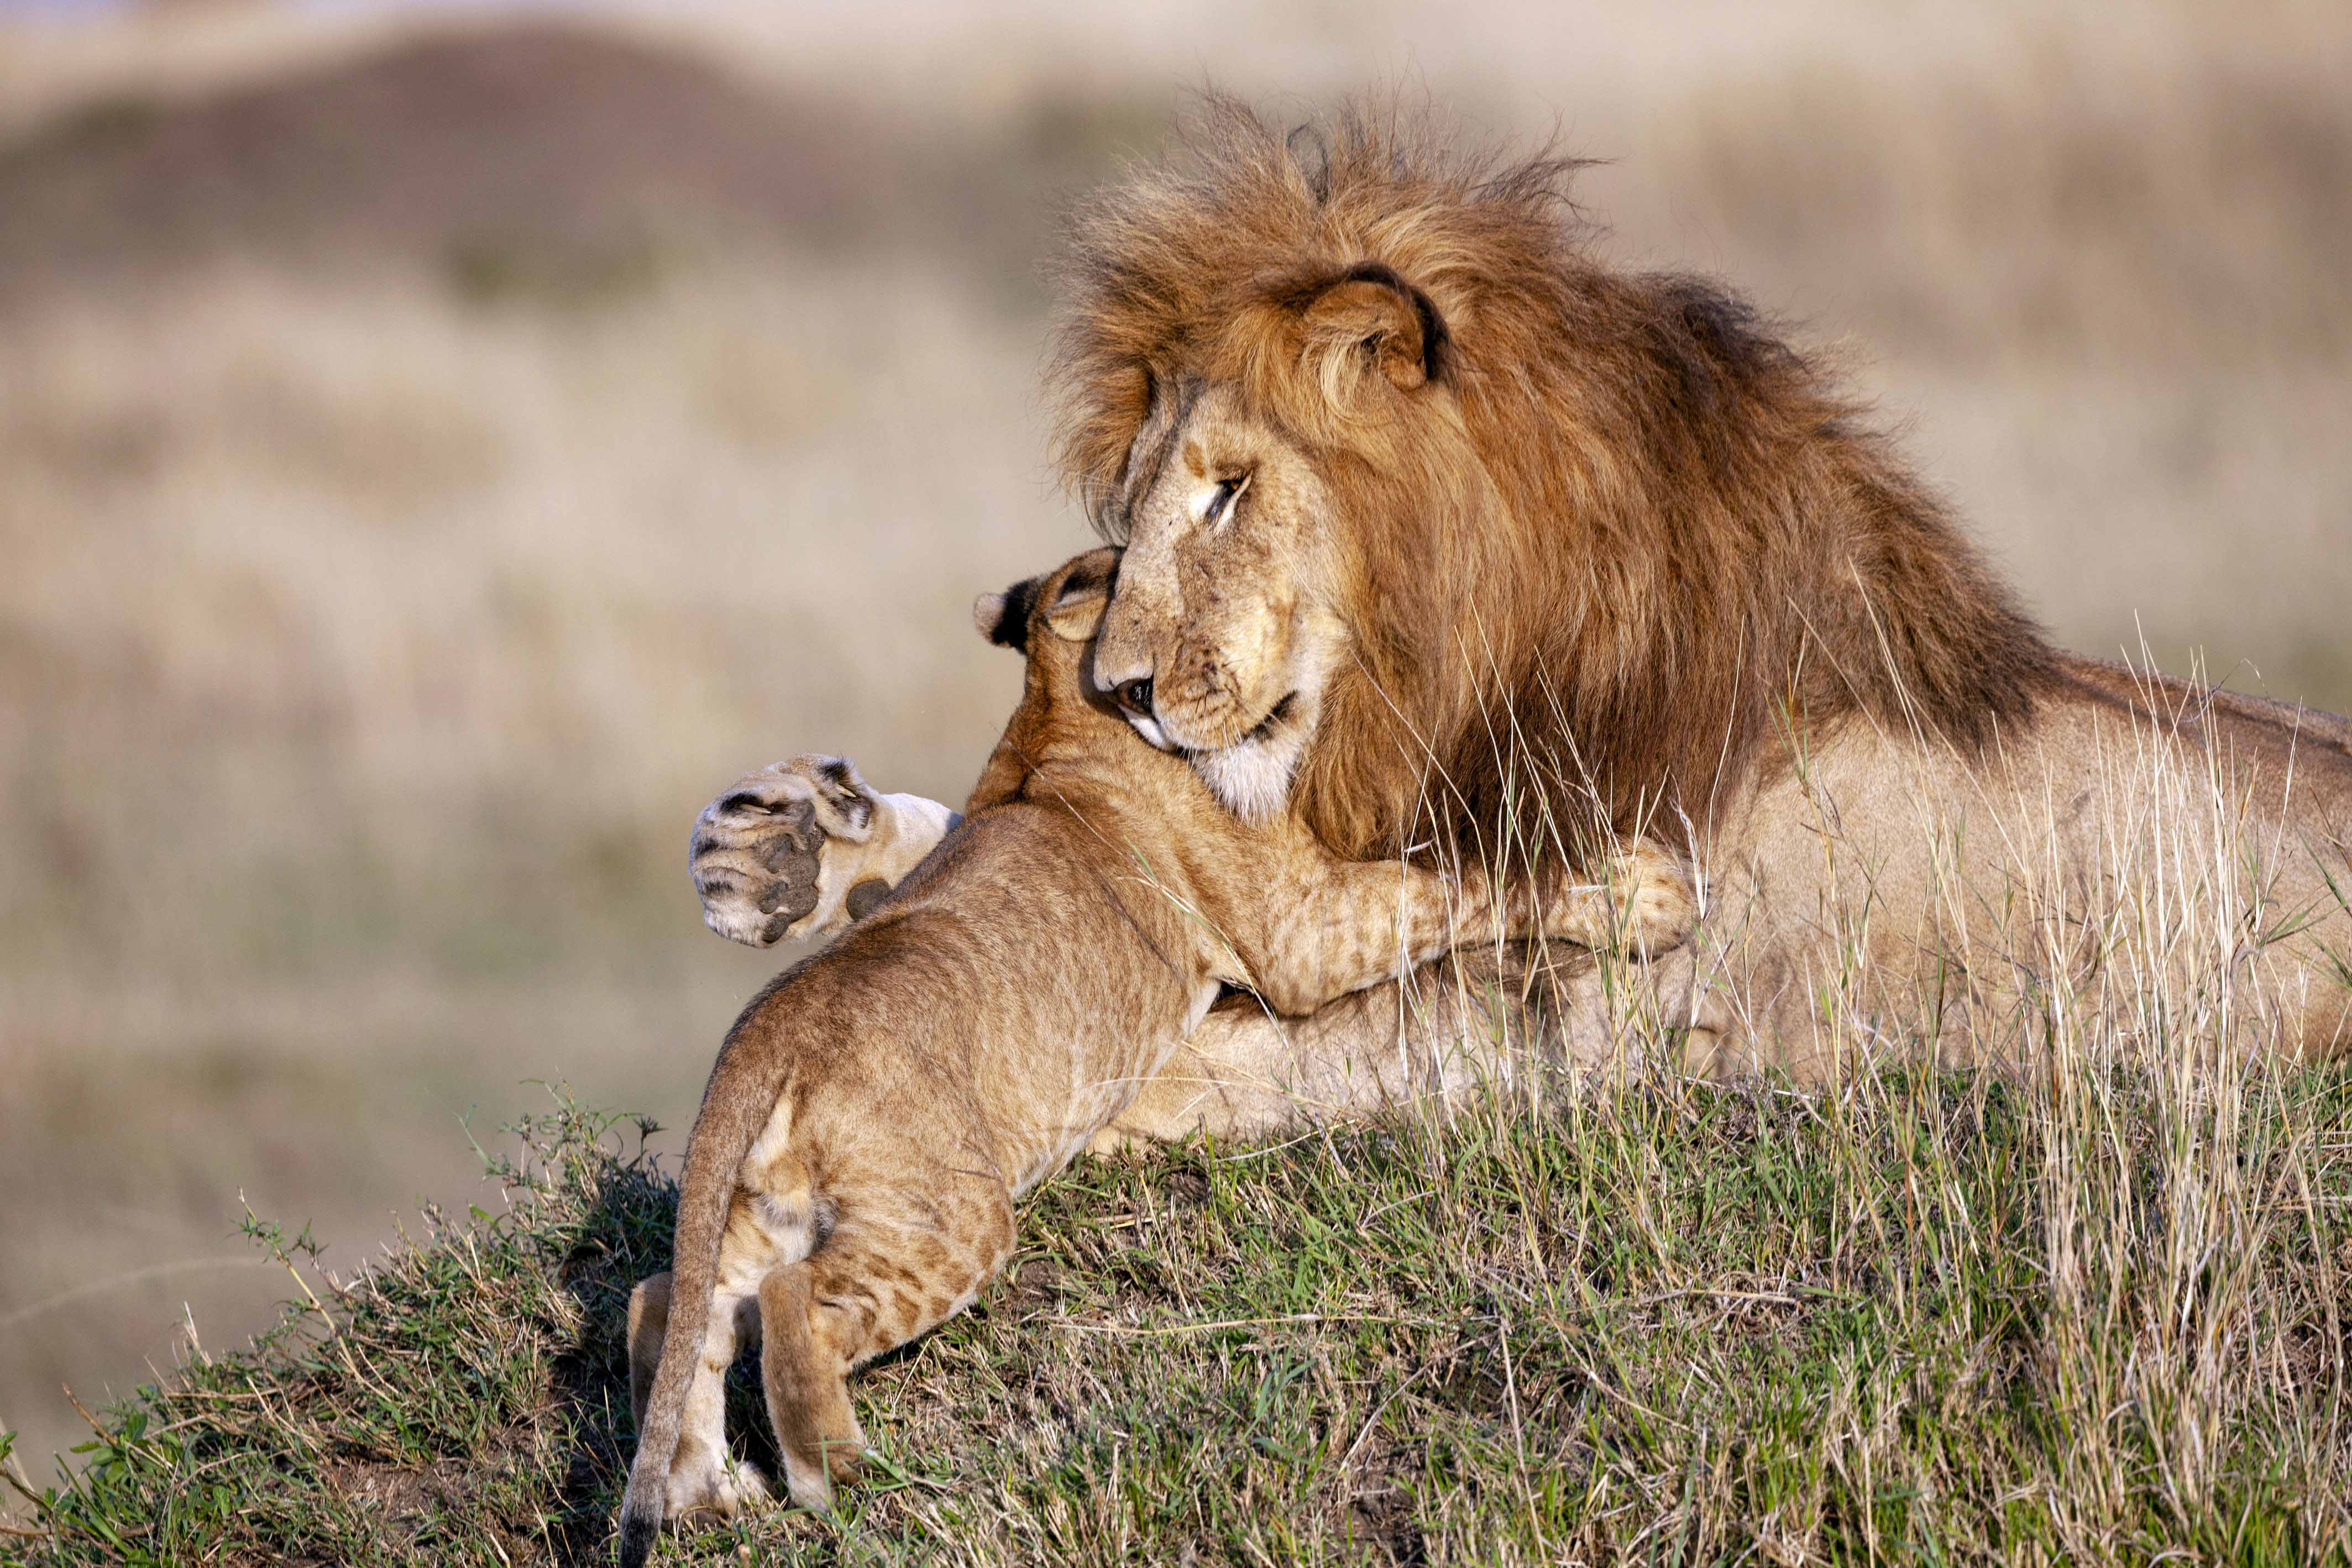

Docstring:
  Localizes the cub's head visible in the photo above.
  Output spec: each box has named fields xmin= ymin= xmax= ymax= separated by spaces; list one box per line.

xmin=965 ymin=547 xmax=1135 ymax=810
xmin=973 ymin=544 xmax=1122 ymax=680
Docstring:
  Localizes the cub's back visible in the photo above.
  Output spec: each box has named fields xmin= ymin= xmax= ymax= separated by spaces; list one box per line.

xmin=768 ymin=796 xmax=1207 ymax=1162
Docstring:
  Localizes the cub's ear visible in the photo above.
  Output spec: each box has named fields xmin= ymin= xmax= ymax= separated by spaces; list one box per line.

xmin=1299 ymin=261 xmax=1450 ymax=394
xmin=975 ymin=573 xmax=1044 ymax=652
xmin=1042 ymin=581 xmax=1108 ymax=643
xmin=1041 ymin=548 xmax=1119 ymax=643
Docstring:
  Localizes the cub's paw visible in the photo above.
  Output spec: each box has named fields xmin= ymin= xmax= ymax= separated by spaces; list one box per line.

xmin=666 ymin=1453 xmax=772 ymax=1526
xmin=690 ymin=755 xmax=882 ymax=947
xmin=1610 ymin=838 xmax=1698 ymax=955
xmin=779 ymin=1434 xmax=865 ymax=1514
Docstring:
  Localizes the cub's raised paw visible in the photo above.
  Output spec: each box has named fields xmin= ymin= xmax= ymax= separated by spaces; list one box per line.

xmin=690 ymin=756 xmax=882 ymax=947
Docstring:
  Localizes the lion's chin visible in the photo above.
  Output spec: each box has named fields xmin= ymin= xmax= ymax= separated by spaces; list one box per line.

xmin=1124 ymin=690 xmax=1312 ymax=822
xmin=1183 ymin=693 xmax=1309 ymax=823
xmin=1189 ymin=735 xmax=1302 ymax=823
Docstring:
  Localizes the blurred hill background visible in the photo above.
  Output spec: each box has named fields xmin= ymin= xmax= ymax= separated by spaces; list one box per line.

xmin=2 ymin=0 xmax=2346 ymax=1492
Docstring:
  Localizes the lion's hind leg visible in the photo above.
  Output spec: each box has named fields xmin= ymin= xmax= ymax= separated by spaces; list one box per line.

xmin=628 ymin=1273 xmax=772 ymax=1526
xmin=627 ymin=1272 xmax=672 ymax=1435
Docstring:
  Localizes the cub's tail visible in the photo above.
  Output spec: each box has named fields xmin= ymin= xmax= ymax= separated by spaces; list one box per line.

xmin=616 ymin=977 xmax=804 ymax=1567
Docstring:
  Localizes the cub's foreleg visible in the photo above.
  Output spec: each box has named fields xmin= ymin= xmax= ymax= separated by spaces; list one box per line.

xmin=1522 ymin=837 xmax=1698 ymax=958
xmin=1237 ymin=835 xmax=1694 ymax=1016
xmin=754 ymin=1178 xmax=1017 ymax=1510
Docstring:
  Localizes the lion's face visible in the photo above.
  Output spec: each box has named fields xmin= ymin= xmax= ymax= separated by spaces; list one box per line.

xmin=1091 ymin=381 xmax=1351 ymax=822
xmin=1048 ymin=100 xmax=2071 ymax=869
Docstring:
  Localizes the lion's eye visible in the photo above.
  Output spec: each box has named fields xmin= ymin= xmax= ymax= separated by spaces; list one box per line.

xmin=1204 ymin=474 xmax=1249 ymax=526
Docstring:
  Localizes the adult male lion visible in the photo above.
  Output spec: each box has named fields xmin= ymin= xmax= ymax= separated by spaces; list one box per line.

xmin=700 ymin=99 xmax=2351 ymax=1111
xmin=1066 ymin=97 xmax=2352 ymax=1075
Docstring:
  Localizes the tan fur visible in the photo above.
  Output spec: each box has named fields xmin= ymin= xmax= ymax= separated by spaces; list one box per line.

xmin=1051 ymin=97 xmax=2352 ymax=1069
xmin=695 ymin=786 xmax=1688 ymax=1146
xmin=621 ymin=548 xmax=1692 ymax=1557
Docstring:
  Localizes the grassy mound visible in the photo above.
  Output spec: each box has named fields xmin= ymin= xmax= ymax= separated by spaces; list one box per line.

xmin=7 ymin=1068 xmax=2350 ymax=1566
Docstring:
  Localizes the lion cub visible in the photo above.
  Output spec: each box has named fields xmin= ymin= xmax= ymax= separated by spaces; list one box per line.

xmin=618 ymin=548 xmax=1693 ymax=1559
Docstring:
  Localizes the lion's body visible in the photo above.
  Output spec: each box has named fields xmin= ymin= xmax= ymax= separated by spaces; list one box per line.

xmin=620 ymin=550 xmax=1691 ymax=1554
xmin=1673 ymin=653 xmax=2352 ymax=1073
xmin=1055 ymin=99 xmax=2352 ymax=1077
xmin=1073 ymin=663 xmax=2352 ymax=1151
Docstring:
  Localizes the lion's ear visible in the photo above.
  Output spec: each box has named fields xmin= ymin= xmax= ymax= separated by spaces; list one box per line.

xmin=975 ymin=574 xmax=1043 ymax=652
xmin=1301 ymin=263 xmax=1451 ymax=393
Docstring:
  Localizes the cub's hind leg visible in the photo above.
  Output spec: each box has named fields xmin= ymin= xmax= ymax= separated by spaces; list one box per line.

xmin=630 ymin=1276 xmax=771 ymax=1524
xmin=755 ymin=1181 xmax=1017 ymax=1510
xmin=758 ymin=1263 xmax=866 ymax=1509
xmin=627 ymin=1272 xmax=673 ymax=1435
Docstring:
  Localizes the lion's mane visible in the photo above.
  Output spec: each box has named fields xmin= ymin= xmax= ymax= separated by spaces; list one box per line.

xmin=1050 ymin=98 xmax=2060 ymax=861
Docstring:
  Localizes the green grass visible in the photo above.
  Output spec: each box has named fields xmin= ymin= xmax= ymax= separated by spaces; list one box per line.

xmin=7 ymin=1066 xmax=2350 ymax=1567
